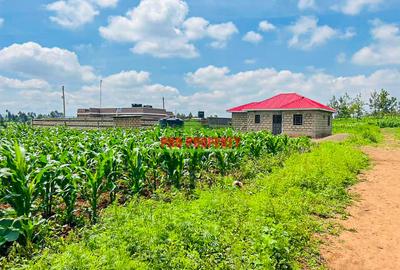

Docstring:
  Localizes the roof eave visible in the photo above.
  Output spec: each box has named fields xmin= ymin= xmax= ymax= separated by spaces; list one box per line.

xmin=244 ymin=108 xmax=335 ymax=113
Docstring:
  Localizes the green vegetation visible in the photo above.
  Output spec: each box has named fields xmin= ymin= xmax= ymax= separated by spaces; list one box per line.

xmin=183 ymin=119 xmax=203 ymax=129
xmin=333 ymin=118 xmax=383 ymax=145
xmin=17 ymin=143 xmax=367 ymax=270
xmin=329 ymin=89 xmax=399 ymax=119
xmin=0 ymin=125 xmax=310 ymax=263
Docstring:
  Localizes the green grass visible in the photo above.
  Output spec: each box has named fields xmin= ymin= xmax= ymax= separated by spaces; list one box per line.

xmin=333 ymin=118 xmax=383 ymax=145
xmin=20 ymin=143 xmax=368 ymax=270
xmin=183 ymin=120 xmax=203 ymax=129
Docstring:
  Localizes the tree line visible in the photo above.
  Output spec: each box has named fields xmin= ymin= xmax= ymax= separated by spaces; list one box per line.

xmin=0 ymin=110 xmax=63 ymax=126
xmin=329 ymin=89 xmax=399 ymax=118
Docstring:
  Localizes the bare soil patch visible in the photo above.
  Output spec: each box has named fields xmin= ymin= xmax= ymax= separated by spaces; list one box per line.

xmin=312 ymin=133 xmax=349 ymax=143
xmin=321 ymin=132 xmax=400 ymax=269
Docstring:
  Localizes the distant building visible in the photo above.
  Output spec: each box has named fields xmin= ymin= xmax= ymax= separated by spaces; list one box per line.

xmin=32 ymin=104 xmax=173 ymax=129
xmin=77 ymin=106 xmax=173 ymax=119
xmin=207 ymin=117 xmax=232 ymax=128
xmin=227 ymin=93 xmax=335 ymax=138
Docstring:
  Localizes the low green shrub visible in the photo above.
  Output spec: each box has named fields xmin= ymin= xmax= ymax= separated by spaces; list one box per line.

xmin=19 ymin=143 xmax=368 ymax=270
xmin=333 ymin=118 xmax=383 ymax=145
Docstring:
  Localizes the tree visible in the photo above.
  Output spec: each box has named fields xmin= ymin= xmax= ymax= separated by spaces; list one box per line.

xmin=329 ymin=93 xmax=352 ymax=118
xmin=369 ymin=89 xmax=398 ymax=116
xmin=350 ymin=94 xmax=365 ymax=119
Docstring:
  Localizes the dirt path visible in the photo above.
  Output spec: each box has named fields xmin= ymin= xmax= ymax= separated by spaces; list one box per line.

xmin=322 ymin=131 xmax=400 ymax=269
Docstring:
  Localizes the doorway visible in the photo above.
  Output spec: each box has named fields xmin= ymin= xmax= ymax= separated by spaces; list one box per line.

xmin=272 ymin=114 xmax=282 ymax=135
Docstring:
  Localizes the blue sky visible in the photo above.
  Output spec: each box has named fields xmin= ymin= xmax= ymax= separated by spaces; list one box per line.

xmin=0 ymin=0 xmax=399 ymax=116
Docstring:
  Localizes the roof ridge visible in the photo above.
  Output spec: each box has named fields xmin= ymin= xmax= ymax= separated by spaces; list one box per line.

xmin=279 ymin=94 xmax=304 ymax=107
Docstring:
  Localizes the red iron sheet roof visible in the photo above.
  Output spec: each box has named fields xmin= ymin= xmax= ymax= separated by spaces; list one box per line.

xmin=227 ymin=93 xmax=335 ymax=112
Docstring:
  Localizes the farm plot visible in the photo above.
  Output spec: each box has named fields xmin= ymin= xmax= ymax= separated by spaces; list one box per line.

xmin=0 ymin=125 xmax=310 ymax=260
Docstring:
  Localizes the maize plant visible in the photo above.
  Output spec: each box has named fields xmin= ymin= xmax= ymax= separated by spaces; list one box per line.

xmin=0 ymin=124 xmax=311 ymax=251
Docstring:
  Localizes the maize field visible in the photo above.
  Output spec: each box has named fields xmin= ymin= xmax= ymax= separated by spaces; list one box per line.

xmin=0 ymin=124 xmax=310 ymax=253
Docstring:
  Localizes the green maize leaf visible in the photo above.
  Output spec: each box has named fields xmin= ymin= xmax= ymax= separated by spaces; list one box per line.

xmin=4 ymin=229 xmax=20 ymax=242
xmin=0 ymin=235 xmax=6 ymax=246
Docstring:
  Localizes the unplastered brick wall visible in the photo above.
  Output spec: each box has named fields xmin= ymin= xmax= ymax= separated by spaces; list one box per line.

xmin=232 ymin=112 xmax=248 ymax=131
xmin=282 ymin=110 xmax=314 ymax=137
xmin=313 ymin=111 xmax=332 ymax=138
xmin=246 ymin=111 xmax=273 ymax=132
xmin=114 ymin=117 xmax=142 ymax=128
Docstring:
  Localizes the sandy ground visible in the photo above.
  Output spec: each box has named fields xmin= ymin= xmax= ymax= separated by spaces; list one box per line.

xmin=312 ymin=133 xmax=349 ymax=143
xmin=321 ymin=131 xmax=400 ymax=270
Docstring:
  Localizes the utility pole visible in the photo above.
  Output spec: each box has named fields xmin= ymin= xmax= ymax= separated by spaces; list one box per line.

xmin=99 ymin=79 xmax=103 ymax=109
xmin=62 ymin=86 xmax=66 ymax=118
xmin=99 ymin=79 xmax=103 ymax=130
xmin=162 ymin=96 xmax=165 ymax=110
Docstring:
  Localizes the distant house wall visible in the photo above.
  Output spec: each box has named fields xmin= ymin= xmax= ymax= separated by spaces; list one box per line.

xmin=113 ymin=116 xmax=142 ymax=128
xmin=246 ymin=111 xmax=273 ymax=132
xmin=231 ymin=110 xmax=333 ymax=138
xmin=207 ymin=117 xmax=232 ymax=128
xmin=282 ymin=110 xmax=314 ymax=137
xmin=232 ymin=112 xmax=248 ymax=131
xmin=32 ymin=118 xmax=115 ymax=129
xmin=313 ymin=111 xmax=333 ymax=138
xmin=32 ymin=115 xmax=160 ymax=129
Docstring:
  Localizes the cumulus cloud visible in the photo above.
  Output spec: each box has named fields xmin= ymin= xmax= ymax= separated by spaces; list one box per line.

xmin=0 ymin=42 xmax=97 ymax=84
xmin=2 ymin=60 xmax=400 ymax=116
xmin=242 ymin=31 xmax=263 ymax=44
xmin=298 ymin=0 xmax=316 ymax=10
xmin=259 ymin=20 xmax=276 ymax=32
xmin=99 ymin=0 xmax=237 ymax=58
xmin=0 ymin=76 xmax=50 ymax=92
xmin=352 ymin=20 xmax=400 ymax=66
xmin=46 ymin=0 xmax=118 ymax=29
xmin=333 ymin=0 xmax=384 ymax=15
xmin=288 ymin=16 xmax=355 ymax=50
xmin=184 ymin=65 xmax=400 ymax=115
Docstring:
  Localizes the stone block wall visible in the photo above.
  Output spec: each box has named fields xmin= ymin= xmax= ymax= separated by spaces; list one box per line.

xmin=313 ymin=111 xmax=333 ymax=138
xmin=232 ymin=112 xmax=248 ymax=131
xmin=246 ymin=111 xmax=273 ymax=132
xmin=32 ymin=118 xmax=114 ymax=129
xmin=113 ymin=116 xmax=142 ymax=128
xmin=231 ymin=110 xmax=333 ymax=138
xmin=282 ymin=110 xmax=314 ymax=137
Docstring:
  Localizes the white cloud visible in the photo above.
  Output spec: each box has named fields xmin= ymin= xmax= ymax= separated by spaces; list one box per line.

xmin=0 ymin=18 xmax=4 ymax=28
xmin=184 ymin=65 xmax=400 ymax=115
xmin=336 ymin=52 xmax=347 ymax=63
xmin=74 ymin=70 xmax=180 ymax=111
xmin=298 ymin=0 xmax=316 ymax=10
xmin=242 ymin=31 xmax=263 ymax=44
xmin=259 ymin=20 xmax=275 ymax=32
xmin=288 ymin=16 xmax=354 ymax=50
xmin=206 ymin=22 xmax=238 ymax=49
xmin=244 ymin=59 xmax=256 ymax=65
xmin=99 ymin=0 xmax=237 ymax=58
xmin=352 ymin=20 xmax=400 ymax=66
xmin=95 ymin=0 xmax=118 ymax=8
xmin=334 ymin=0 xmax=384 ymax=15
xmin=0 ymin=76 xmax=50 ymax=92
xmin=0 ymin=42 xmax=96 ymax=84
xmin=2 ymin=60 xmax=400 ymax=116
xmin=46 ymin=0 xmax=118 ymax=29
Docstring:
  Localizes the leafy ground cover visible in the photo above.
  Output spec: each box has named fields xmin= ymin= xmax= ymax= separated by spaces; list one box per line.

xmin=0 ymin=124 xmax=310 ymax=265
xmin=333 ymin=118 xmax=384 ymax=145
xmin=12 ymin=142 xmax=368 ymax=270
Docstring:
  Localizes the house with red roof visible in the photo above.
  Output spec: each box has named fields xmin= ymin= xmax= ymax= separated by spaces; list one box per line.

xmin=227 ymin=93 xmax=335 ymax=138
